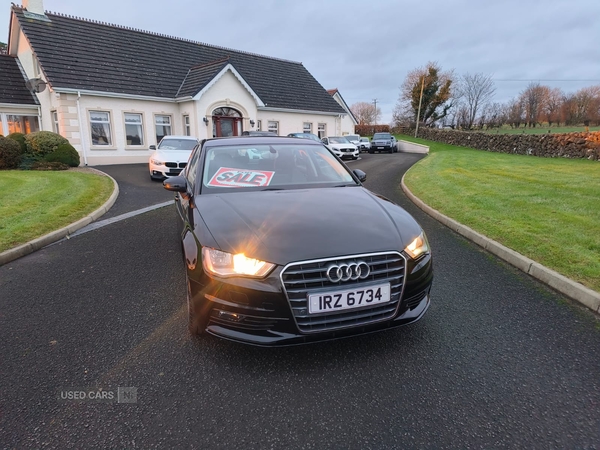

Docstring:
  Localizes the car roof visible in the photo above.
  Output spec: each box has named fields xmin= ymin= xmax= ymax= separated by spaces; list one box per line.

xmin=203 ymin=136 xmax=323 ymax=147
xmin=160 ymin=135 xmax=198 ymax=140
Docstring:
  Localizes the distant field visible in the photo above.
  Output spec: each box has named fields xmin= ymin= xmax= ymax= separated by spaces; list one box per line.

xmin=399 ymin=135 xmax=600 ymax=293
xmin=481 ymin=125 xmax=600 ymax=135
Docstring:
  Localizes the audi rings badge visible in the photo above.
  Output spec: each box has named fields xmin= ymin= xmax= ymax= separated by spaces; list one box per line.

xmin=326 ymin=261 xmax=371 ymax=283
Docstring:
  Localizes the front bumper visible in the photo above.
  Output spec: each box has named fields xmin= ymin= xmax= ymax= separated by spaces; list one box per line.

xmin=149 ymin=162 xmax=187 ymax=179
xmin=188 ymin=252 xmax=433 ymax=346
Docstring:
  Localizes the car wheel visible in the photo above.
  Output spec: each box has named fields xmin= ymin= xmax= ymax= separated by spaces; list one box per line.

xmin=368 ymin=149 xmax=374 ymax=154
xmin=187 ymin=274 xmax=207 ymax=336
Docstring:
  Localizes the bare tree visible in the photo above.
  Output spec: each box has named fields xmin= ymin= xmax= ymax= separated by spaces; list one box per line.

xmin=350 ymin=102 xmax=381 ymax=125
xmin=520 ymin=82 xmax=547 ymax=127
xmin=454 ymin=73 xmax=495 ymax=129
xmin=395 ymin=62 xmax=455 ymax=127
xmin=541 ymin=87 xmax=564 ymax=127
xmin=505 ymin=98 xmax=524 ymax=128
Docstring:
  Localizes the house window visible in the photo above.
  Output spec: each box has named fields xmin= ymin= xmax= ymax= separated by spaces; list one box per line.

xmin=303 ymin=122 xmax=312 ymax=133
xmin=318 ymin=123 xmax=326 ymax=139
xmin=51 ymin=111 xmax=59 ymax=134
xmin=155 ymin=114 xmax=172 ymax=144
xmin=90 ymin=111 xmax=112 ymax=146
xmin=124 ymin=113 xmax=144 ymax=146
xmin=7 ymin=115 xmax=40 ymax=134
xmin=268 ymin=121 xmax=279 ymax=135
xmin=256 ymin=120 xmax=262 ymax=131
xmin=183 ymin=115 xmax=191 ymax=136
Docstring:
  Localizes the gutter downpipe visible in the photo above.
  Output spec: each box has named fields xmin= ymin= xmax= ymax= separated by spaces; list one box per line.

xmin=76 ymin=91 xmax=88 ymax=166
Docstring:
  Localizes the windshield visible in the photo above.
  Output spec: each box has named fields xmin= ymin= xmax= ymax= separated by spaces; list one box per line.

xmin=201 ymin=143 xmax=356 ymax=193
xmin=346 ymin=135 xmax=359 ymax=141
xmin=158 ymin=138 xmax=197 ymax=150
xmin=328 ymin=137 xmax=350 ymax=144
xmin=373 ymin=133 xmax=391 ymax=140
xmin=360 ymin=138 xmax=369 ymax=142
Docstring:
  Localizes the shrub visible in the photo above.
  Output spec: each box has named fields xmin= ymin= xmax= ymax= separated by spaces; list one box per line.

xmin=25 ymin=131 xmax=69 ymax=157
xmin=0 ymin=136 xmax=22 ymax=169
xmin=31 ymin=161 xmax=69 ymax=171
xmin=44 ymin=143 xmax=80 ymax=167
xmin=19 ymin=154 xmax=42 ymax=170
xmin=6 ymin=132 xmax=27 ymax=154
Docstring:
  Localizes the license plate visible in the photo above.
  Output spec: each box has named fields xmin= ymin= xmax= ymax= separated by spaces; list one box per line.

xmin=376 ymin=146 xmax=383 ymax=149
xmin=308 ymin=283 xmax=391 ymax=314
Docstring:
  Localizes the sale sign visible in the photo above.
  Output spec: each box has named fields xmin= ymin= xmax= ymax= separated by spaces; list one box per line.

xmin=208 ymin=167 xmax=275 ymax=188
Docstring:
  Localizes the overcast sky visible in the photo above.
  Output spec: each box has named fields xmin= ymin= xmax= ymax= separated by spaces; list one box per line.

xmin=3 ymin=0 xmax=600 ymax=123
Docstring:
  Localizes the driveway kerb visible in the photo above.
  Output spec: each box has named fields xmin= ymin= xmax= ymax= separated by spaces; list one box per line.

xmin=401 ymin=175 xmax=600 ymax=315
xmin=0 ymin=170 xmax=119 ymax=267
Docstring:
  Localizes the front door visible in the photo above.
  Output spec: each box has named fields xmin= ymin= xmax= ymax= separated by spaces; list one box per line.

xmin=211 ymin=107 xmax=243 ymax=137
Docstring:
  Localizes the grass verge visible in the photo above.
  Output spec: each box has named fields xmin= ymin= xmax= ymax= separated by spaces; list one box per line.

xmin=399 ymin=135 xmax=600 ymax=293
xmin=0 ymin=170 xmax=114 ymax=253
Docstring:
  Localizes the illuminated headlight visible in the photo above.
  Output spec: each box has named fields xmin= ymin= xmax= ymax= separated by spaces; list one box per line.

xmin=404 ymin=232 xmax=430 ymax=259
xmin=150 ymin=158 xmax=164 ymax=165
xmin=202 ymin=247 xmax=275 ymax=278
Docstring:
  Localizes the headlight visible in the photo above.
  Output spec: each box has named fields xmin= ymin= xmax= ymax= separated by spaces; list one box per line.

xmin=150 ymin=158 xmax=164 ymax=165
xmin=404 ymin=232 xmax=430 ymax=259
xmin=202 ymin=247 xmax=275 ymax=278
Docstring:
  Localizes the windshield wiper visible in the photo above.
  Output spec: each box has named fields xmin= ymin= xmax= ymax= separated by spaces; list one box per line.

xmin=261 ymin=188 xmax=285 ymax=191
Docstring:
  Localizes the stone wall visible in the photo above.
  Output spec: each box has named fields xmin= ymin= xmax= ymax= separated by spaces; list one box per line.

xmin=411 ymin=129 xmax=600 ymax=161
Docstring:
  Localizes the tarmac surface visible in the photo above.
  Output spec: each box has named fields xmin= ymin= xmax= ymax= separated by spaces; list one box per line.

xmin=1 ymin=156 xmax=599 ymax=448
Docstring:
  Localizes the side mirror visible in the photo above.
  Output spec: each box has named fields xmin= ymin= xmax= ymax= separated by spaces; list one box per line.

xmin=149 ymin=145 xmax=156 ymax=150
xmin=353 ymin=169 xmax=367 ymax=183
xmin=163 ymin=176 xmax=188 ymax=193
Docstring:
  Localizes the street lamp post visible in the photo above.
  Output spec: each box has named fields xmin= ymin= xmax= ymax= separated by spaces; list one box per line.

xmin=414 ymin=75 xmax=425 ymax=138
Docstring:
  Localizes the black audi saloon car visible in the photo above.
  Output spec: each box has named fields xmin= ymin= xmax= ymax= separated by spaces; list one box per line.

xmin=164 ymin=136 xmax=433 ymax=346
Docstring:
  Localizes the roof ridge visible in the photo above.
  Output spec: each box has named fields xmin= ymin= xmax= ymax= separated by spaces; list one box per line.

xmin=190 ymin=57 xmax=231 ymax=71
xmin=37 ymin=9 xmax=302 ymax=66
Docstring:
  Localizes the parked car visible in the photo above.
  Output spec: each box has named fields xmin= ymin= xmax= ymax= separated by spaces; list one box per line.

xmin=163 ymin=136 xmax=433 ymax=346
xmin=321 ymin=136 xmax=359 ymax=160
xmin=370 ymin=132 xmax=397 ymax=153
xmin=359 ymin=137 xmax=371 ymax=152
xmin=287 ymin=132 xmax=321 ymax=142
xmin=149 ymin=135 xmax=199 ymax=180
xmin=345 ymin=134 xmax=361 ymax=147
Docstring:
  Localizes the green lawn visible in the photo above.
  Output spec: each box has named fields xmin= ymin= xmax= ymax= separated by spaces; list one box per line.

xmin=0 ymin=171 xmax=114 ymax=253
xmin=399 ymin=135 xmax=600 ymax=293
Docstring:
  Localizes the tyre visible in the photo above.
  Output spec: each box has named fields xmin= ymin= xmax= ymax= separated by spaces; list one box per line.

xmin=368 ymin=149 xmax=374 ymax=154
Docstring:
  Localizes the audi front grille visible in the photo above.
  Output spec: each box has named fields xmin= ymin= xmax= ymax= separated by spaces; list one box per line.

xmin=280 ymin=252 xmax=406 ymax=333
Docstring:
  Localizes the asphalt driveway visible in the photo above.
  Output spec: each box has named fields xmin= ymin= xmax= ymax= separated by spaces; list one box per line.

xmin=1 ymin=156 xmax=599 ymax=449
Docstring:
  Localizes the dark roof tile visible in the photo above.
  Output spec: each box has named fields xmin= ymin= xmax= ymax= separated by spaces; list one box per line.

xmin=13 ymin=8 xmax=345 ymax=114
xmin=0 ymin=54 xmax=38 ymax=105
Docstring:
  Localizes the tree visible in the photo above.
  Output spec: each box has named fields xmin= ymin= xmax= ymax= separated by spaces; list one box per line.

xmin=0 ymin=42 xmax=7 ymax=55
xmin=519 ymin=82 xmax=547 ymax=127
xmin=394 ymin=62 xmax=455 ymax=127
xmin=350 ymin=102 xmax=381 ymax=125
xmin=454 ymin=73 xmax=495 ymax=129
xmin=541 ymin=87 xmax=564 ymax=127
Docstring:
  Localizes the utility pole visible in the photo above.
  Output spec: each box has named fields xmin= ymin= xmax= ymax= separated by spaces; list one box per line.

xmin=373 ymin=99 xmax=377 ymax=125
xmin=415 ymin=76 xmax=425 ymax=138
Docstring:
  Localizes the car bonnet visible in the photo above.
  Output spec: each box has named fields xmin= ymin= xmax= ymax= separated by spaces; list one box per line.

xmin=195 ymin=187 xmax=420 ymax=266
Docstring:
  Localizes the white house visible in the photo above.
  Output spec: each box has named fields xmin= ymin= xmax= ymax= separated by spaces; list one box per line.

xmin=327 ymin=88 xmax=358 ymax=136
xmin=4 ymin=0 xmax=355 ymax=165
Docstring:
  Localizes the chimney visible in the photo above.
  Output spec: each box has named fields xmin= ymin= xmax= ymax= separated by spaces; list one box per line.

xmin=22 ymin=0 xmax=45 ymax=16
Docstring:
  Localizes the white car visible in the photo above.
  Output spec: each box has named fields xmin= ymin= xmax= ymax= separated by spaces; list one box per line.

xmin=149 ymin=135 xmax=199 ymax=180
xmin=321 ymin=136 xmax=359 ymax=160
xmin=345 ymin=134 xmax=361 ymax=148
xmin=358 ymin=137 xmax=371 ymax=152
